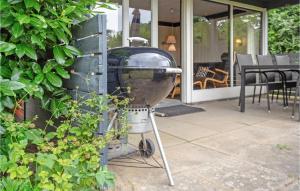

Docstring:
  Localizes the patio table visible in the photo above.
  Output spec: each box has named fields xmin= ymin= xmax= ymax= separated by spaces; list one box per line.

xmin=240 ymin=64 xmax=300 ymax=112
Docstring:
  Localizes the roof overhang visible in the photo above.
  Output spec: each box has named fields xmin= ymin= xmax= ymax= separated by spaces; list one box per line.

xmin=232 ymin=0 xmax=299 ymax=9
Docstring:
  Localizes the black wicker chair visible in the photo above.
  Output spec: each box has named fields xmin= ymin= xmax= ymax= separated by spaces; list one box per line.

xmin=275 ymin=55 xmax=299 ymax=104
xmin=237 ymin=54 xmax=274 ymax=112
xmin=256 ymin=55 xmax=286 ymax=107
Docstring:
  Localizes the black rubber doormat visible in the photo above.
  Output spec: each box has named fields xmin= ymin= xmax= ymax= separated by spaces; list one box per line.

xmin=155 ymin=105 xmax=205 ymax=117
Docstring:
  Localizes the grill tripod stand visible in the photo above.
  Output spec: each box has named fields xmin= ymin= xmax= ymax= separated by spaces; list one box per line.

xmin=107 ymin=108 xmax=174 ymax=186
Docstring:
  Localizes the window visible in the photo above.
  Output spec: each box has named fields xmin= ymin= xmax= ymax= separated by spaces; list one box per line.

xmin=233 ymin=7 xmax=262 ymax=85
xmin=96 ymin=0 xmax=123 ymax=49
xmin=193 ymin=0 xmax=230 ymax=90
xmin=129 ymin=0 xmax=151 ymax=46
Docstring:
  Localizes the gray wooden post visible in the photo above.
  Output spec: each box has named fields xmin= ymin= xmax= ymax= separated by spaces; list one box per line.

xmin=24 ymin=15 xmax=108 ymax=164
xmin=65 ymin=14 xmax=108 ymax=164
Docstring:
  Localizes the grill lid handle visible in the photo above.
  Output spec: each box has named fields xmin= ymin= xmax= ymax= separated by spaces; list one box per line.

xmin=164 ymin=68 xmax=182 ymax=74
xmin=128 ymin=37 xmax=149 ymax=45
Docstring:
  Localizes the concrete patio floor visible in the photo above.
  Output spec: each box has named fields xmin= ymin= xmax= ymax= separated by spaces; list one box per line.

xmin=108 ymin=98 xmax=300 ymax=191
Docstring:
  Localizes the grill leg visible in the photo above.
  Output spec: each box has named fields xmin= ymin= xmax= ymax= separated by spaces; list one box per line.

xmin=149 ymin=111 xmax=174 ymax=186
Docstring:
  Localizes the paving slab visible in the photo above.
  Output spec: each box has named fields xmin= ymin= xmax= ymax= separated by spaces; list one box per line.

xmin=234 ymin=128 xmax=300 ymax=177
xmin=158 ymin=120 xmax=219 ymax=141
xmin=195 ymin=156 xmax=298 ymax=191
xmin=192 ymin=131 xmax=258 ymax=155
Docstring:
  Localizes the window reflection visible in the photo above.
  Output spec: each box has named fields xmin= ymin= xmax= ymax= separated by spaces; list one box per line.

xmin=193 ymin=0 xmax=230 ymax=90
xmin=129 ymin=0 xmax=151 ymax=46
xmin=233 ymin=8 xmax=262 ymax=85
xmin=96 ymin=0 xmax=123 ymax=49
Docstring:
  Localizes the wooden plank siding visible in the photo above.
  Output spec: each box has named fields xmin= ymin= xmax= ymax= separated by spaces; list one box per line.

xmin=25 ymin=15 xmax=108 ymax=164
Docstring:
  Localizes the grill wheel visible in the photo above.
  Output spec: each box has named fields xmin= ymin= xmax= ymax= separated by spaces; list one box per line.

xmin=138 ymin=138 xmax=155 ymax=158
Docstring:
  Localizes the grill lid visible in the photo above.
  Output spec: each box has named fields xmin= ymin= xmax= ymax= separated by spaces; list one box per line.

xmin=108 ymin=47 xmax=177 ymax=69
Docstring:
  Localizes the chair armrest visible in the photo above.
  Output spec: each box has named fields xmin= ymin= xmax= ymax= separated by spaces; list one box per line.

xmin=215 ymin=68 xmax=228 ymax=75
xmin=206 ymin=69 xmax=216 ymax=75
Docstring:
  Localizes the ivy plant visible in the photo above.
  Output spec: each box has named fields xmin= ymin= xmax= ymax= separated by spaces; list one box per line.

xmin=0 ymin=93 xmax=129 ymax=191
xmin=0 ymin=0 xmax=102 ymax=113
xmin=268 ymin=4 xmax=300 ymax=54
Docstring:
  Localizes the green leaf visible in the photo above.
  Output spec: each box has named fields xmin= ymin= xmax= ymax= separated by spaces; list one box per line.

xmin=15 ymin=44 xmax=25 ymax=58
xmin=25 ymin=129 xmax=44 ymax=144
xmin=43 ymin=60 xmax=55 ymax=73
xmin=11 ymin=68 xmax=22 ymax=81
xmin=0 ymin=80 xmax=26 ymax=90
xmin=45 ymin=132 xmax=57 ymax=140
xmin=64 ymin=59 xmax=74 ymax=67
xmin=0 ymin=0 xmax=9 ymax=11
xmin=15 ymin=14 xmax=30 ymax=24
xmin=34 ymin=86 xmax=44 ymax=99
xmin=62 ymin=6 xmax=76 ymax=16
xmin=11 ymin=22 xmax=23 ymax=38
xmin=0 ymin=15 xmax=14 ymax=28
xmin=30 ymin=17 xmax=47 ymax=28
xmin=0 ymin=101 xmax=3 ymax=112
xmin=24 ymin=45 xmax=37 ymax=60
xmin=32 ymin=14 xmax=46 ymax=23
xmin=15 ymin=44 xmax=37 ymax=60
xmin=65 ymin=45 xmax=82 ymax=56
xmin=59 ymin=22 xmax=72 ymax=37
xmin=24 ymin=0 xmax=40 ymax=11
xmin=0 ymin=65 xmax=11 ymax=78
xmin=34 ymin=73 xmax=44 ymax=84
xmin=31 ymin=35 xmax=45 ymax=50
xmin=2 ymin=96 xmax=14 ymax=109
xmin=46 ymin=72 xmax=62 ymax=87
xmin=36 ymin=153 xmax=57 ymax=169
xmin=8 ymin=0 xmax=22 ymax=4
xmin=55 ymin=66 xmax=70 ymax=79
xmin=0 ymin=155 xmax=8 ymax=172
xmin=32 ymin=63 xmax=42 ymax=73
xmin=53 ymin=46 xmax=65 ymax=65
xmin=0 ymin=125 xmax=5 ymax=135
xmin=0 ymin=86 xmax=15 ymax=96
xmin=0 ymin=41 xmax=16 ymax=52
xmin=53 ymin=28 xmax=68 ymax=43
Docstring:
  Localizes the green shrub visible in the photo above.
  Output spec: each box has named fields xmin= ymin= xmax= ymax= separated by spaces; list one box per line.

xmin=0 ymin=0 xmax=103 ymax=114
xmin=0 ymin=93 xmax=129 ymax=190
xmin=268 ymin=4 xmax=300 ymax=54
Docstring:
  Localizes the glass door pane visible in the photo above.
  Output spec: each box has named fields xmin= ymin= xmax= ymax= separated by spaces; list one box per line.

xmin=233 ymin=7 xmax=262 ymax=86
xmin=193 ymin=0 xmax=230 ymax=90
xmin=96 ymin=0 xmax=123 ymax=49
xmin=129 ymin=0 xmax=151 ymax=46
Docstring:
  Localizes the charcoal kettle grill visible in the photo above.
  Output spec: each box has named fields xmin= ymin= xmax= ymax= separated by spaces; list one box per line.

xmin=106 ymin=37 xmax=181 ymax=186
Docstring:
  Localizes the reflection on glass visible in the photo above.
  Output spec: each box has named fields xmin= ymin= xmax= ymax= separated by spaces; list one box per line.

xmin=233 ymin=8 xmax=262 ymax=85
xmin=96 ymin=0 xmax=122 ymax=49
xmin=193 ymin=0 xmax=229 ymax=90
xmin=129 ymin=0 xmax=151 ymax=46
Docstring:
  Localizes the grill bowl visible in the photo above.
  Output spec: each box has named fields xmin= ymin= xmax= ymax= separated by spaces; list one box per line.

xmin=107 ymin=47 xmax=180 ymax=107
